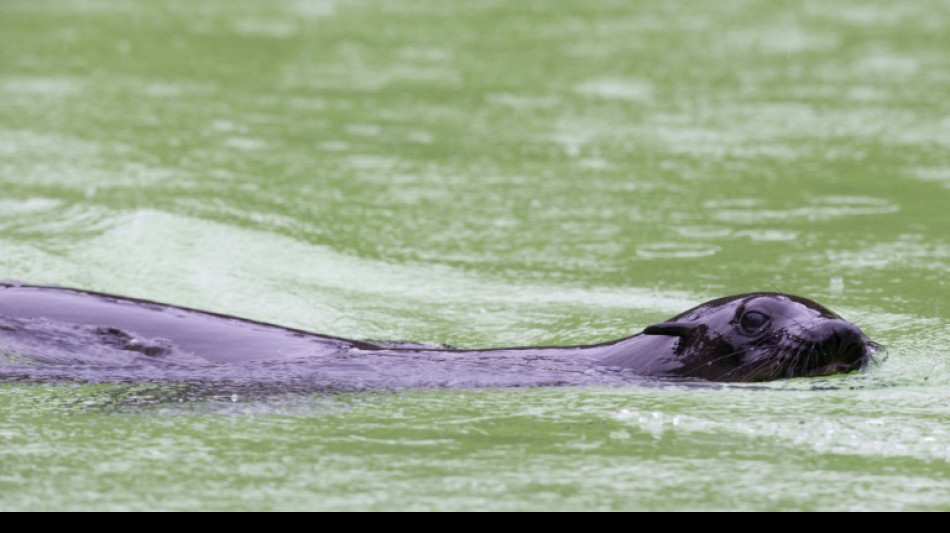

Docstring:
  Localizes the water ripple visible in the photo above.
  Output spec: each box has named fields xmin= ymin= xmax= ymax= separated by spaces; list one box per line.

xmin=710 ymin=196 xmax=899 ymax=224
xmin=636 ymin=242 xmax=721 ymax=259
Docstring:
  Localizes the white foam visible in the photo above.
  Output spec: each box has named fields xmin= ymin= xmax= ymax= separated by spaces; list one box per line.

xmin=224 ymin=137 xmax=267 ymax=151
xmin=232 ymin=20 xmax=298 ymax=39
xmin=290 ymin=0 xmax=338 ymax=19
xmin=913 ymin=168 xmax=950 ymax=189
xmin=573 ymin=79 xmax=655 ymax=102
xmin=636 ymin=243 xmax=721 ymax=259
xmin=0 ymin=77 xmax=84 ymax=97
xmin=711 ymin=196 xmax=899 ymax=224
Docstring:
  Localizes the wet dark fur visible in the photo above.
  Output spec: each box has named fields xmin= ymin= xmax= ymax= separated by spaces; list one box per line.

xmin=0 ymin=283 xmax=880 ymax=389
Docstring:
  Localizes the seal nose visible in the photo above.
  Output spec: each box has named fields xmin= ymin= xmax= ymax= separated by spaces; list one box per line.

xmin=821 ymin=320 xmax=867 ymax=365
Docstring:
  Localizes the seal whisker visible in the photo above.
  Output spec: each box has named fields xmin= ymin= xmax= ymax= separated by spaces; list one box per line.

xmin=702 ymin=343 xmax=780 ymax=369
xmin=711 ymin=347 xmax=786 ymax=381
xmin=804 ymin=342 xmax=824 ymax=378
xmin=806 ymin=345 xmax=818 ymax=377
xmin=775 ymin=344 xmax=798 ymax=381
xmin=704 ymin=338 xmax=816 ymax=382
xmin=788 ymin=343 xmax=815 ymax=378
xmin=747 ymin=357 xmax=786 ymax=382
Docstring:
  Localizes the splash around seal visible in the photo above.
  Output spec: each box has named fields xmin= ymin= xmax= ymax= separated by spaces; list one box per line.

xmin=0 ymin=283 xmax=881 ymax=389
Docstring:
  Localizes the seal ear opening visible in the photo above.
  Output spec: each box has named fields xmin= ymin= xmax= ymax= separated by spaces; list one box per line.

xmin=642 ymin=322 xmax=697 ymax=338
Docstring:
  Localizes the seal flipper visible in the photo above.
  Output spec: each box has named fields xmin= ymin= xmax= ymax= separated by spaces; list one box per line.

xmin=642 ymin=322 xmax=697 ymax=337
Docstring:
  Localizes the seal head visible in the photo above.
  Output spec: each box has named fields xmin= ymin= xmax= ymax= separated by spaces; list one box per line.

xmin=601 ymin=293 xmax=880 ymax=382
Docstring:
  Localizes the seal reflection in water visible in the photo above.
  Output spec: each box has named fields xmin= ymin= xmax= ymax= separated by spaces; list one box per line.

xmin=0 ymin=284 xmax=880 ymax=385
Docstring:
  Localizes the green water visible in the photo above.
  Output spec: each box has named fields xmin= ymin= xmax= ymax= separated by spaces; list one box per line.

xmin=1 ymin=0 xmax=949 ymax=511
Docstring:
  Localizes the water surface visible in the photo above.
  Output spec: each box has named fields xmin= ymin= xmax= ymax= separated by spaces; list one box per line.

xmin=1 ymin=0 xmax=949 ymax=511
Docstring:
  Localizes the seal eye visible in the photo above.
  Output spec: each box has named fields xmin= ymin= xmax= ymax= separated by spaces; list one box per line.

xmin=739 ymin=311 xmax=771 ymax=336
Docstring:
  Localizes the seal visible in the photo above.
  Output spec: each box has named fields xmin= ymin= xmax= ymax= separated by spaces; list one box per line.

xmin=594 ymin=293 xmax=881 ymax=381
xmin=0 ymin=283 xmax=880 ymax=385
